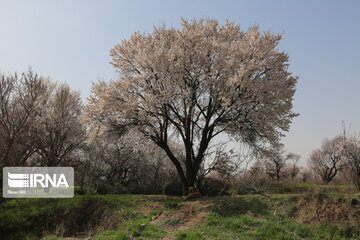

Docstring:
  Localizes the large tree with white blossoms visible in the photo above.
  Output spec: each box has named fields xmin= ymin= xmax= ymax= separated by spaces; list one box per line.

xmin=83 ymin=19 xmax=298 ymax=195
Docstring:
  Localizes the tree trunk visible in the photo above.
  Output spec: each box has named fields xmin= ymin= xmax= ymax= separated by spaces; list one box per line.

xmin=182 ymin=182 xmax=188 ymax=196
xmin=178 ymin=169 xmax=197 ymax=196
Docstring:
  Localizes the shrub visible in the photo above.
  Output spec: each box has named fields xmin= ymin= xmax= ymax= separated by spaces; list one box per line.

xmin=199 ymin=177 xmax=229 ymax=196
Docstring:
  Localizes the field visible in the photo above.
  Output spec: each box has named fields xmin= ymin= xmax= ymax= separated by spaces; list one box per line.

xmin=1 ymin=184 xmax=360 ymax=240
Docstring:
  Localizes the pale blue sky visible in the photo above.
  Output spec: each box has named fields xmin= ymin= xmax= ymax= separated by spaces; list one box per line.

xmin=1 ymin=0 xmax=359 ymax=165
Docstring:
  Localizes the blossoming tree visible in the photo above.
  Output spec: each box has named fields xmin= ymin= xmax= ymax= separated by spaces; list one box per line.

xmin=307 ymin=136 xmax=346 ymax=184
xmin=83 ymin=19 xmax=298 ymax=195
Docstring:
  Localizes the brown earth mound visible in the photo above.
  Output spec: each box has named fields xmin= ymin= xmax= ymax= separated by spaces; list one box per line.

xmin=152 ymin=203 xmax=208 ymax=230
xmin=294 ymin=197 xmax=360 ymax=225
xmin=137 ymin=202 xmax=164 ymax=215
xmin=55 ymin=199 xmax=123 ymax=238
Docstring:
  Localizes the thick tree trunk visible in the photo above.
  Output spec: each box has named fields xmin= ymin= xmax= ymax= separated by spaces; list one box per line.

xmin=178 ymin=174 xmax=194 ymax=196
xmin=156 ymin=135 xmax=206 ymax=196
xmin=182 ymin=182 xmax=188 ymax=196
xmin=180 ymin=176 xmax=196 ymax=196
xmin=177 ymin=165 xmax=197 ymax=196
xmin=276 ymin=170 xmax=280 ymax=181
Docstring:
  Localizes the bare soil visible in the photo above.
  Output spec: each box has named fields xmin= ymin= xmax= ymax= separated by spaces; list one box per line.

xmin=294 ymin=197 xmax=360 ymax=225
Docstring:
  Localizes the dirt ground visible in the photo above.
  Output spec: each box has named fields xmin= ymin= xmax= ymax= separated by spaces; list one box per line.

xmin=294 ymin=197 xmax=360 ymax=225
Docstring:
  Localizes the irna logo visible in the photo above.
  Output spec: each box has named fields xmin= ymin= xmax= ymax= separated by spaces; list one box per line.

xmin=8 ymin=172 xmax=69 ymax=188
xmin=3 ymin=167 xmax=74 ymax=198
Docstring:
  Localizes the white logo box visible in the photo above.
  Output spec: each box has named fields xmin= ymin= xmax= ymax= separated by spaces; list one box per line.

xmin=3 ymin=167 xmax=74 ymax=198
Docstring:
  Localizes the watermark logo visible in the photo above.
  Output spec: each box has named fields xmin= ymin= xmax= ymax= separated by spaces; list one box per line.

xmin=3 ymin=167 xmax=74 ymax=198
xmin=8 ymin=173 xmax=30 ymax=188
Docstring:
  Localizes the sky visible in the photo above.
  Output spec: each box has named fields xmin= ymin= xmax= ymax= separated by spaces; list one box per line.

xmin=1 ymin=0 xmax=360 ymax=165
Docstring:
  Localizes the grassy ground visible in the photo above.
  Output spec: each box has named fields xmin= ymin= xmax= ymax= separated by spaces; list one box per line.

xmin=1 ymin=185 xmax=360 ymax=240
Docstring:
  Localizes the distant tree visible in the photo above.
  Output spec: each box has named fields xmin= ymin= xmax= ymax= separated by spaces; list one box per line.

xmin=249 ymin=159 xmax=264 ymax=176
xmin=264 ymin=148 xmax=299 ymax=181
xmin=343 ymin=136 xmax=360 ymax=191
xmin=31 ymin=83 xmax=85 ymax=166
xmin=147 ymin=145 xmax=177 ymax=194
xmin=84 ymin=134 xmax=144 ymax=189
xmin=285 ymin=153 xmax=300 ymax=180
xmin=83 ymin=19 xmax=298 ymax=195
xmin=0 ymin=69 xmax=52 ymax=168
xmin=0 ymin=69 xmax=85 ymax=171
xmin=197 ymin=142 xmax=242 ymax=194
xmin=82 ymin=132 xmax=177 ymax=194
xmin=298 ymin=167 xmax=312 ymax=183
xmin=307 ymin=136 xmax=346 ymax=184
xmin=198 ymin=142 xmax=241 ymax=181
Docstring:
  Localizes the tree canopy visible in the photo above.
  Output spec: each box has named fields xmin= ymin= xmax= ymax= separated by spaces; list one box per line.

xmin=83 ymin=19 xmax=298 ymax=194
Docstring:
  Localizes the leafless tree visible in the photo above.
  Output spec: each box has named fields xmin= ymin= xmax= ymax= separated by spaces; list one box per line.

xmin=0 ymin=69 xmax=52 ymax=168
xmin=298 ymin=167 xmax=312 ymax=183
xmin=249 ymin=159 xmax=264 ymax=177
xmin=198 ymin=142 xmax=241 ymax=180
xmin=30 ymin=83 xmax=85 ymax=166
xmin=282 ymin=154 xmax=300 ymax=180
xmin=307 ymin=136 xmax=346 ymax=184
xmin=342 ymin=136 xmax=360 ymax=190
xmin=82 ymin=133 xmax=177 ymax=193
xmin=264 ymin=148 xmax=298 ymax=181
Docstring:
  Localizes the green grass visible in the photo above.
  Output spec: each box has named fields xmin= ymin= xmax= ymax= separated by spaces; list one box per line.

xmin=0 ymin=193 xmax=150 ymax=239
xmin=175 ymin=211 xmax=360 ymax=240
xmin=0 ymin=195 xmax=85 ymax=239
xmin=1 ymin=184 xmax=359 ymax=240
xmin=294 ymin=183 xmax=356 ymax=189
xmin=92 ymin=210 xmax=166 ymax=240
xmin=172 ymin=192 xmax=360 ymax=240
